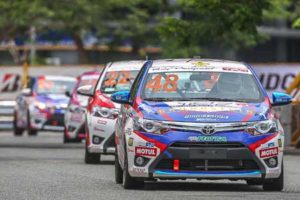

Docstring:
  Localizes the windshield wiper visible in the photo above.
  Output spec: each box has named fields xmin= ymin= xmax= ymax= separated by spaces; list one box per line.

xmin=143 ymin=98 xmax=183 ymax=102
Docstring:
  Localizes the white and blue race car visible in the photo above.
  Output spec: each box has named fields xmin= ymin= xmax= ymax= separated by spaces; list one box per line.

xmin=111 ymin=59 xmax=291 ymax=191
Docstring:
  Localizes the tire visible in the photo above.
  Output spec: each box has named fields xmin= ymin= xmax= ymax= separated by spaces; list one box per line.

xmin=13 ymin=113 xmax=24 ymax=136
xmin=263 ymin=163 xmax=284 ymax=191
xmin=115 ymin=150 xmax=123 ymax=184
xmin=246 ymin=179 xmax=263 ymax=186
xmin=27 ymin=112 xmax=38 ymax=136
xmin=84 ymin=146 xmax=101 ymax=164
xmin=122 ymin=147 xmax=144 ymax=189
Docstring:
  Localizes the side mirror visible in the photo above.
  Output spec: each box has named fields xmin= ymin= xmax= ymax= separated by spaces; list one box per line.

xmin=65 ymin=91 xmax=71 ymax=97
xmin=21 ymin=88 xmax=32 ymax=96
xmin=272 ymin=92 xmax=292 ymax=107
xmin=77 ymin=85 xmax=93 ymax=97
xmin=111 ymin=91 xmax=130 ymax=104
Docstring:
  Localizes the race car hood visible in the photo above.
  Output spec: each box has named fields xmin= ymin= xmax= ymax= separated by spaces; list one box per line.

xmin=138 ymin=100 xmax=270 ymax=123
xmin=35 ymin=94 xmax=69 ymax=105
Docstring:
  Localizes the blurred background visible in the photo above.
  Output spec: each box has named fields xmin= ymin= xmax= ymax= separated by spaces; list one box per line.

xmin=0 ymin=0 xmax=300 ymax=147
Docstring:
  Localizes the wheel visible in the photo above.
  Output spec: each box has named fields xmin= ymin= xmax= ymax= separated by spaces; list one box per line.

xmin=13 ymin=112 xmax=24 ymax=136
xmin=122 ymin=147 xmax=144 ymax=189
xmin=84 ymin=145 xmax=101 ymax=164
xmin=263 ymin=162 xmax=284 ymax=191
xmin=27 ymin=112 xmax=38 ymax=136
xmin=246 ymin=179 xmax=262 ymax=185
xmin=115 ymin=150 xmax=123 ymax=184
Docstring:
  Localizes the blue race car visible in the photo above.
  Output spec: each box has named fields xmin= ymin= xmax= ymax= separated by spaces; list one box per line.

xmin=111 ymin=59 xmax=292 ymax=191
xmin=14 ymin=75 xmax=76 ymax=136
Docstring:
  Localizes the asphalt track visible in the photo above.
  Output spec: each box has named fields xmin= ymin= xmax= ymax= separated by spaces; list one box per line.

xmin=0 ymin=131 xmax=299 ymax=200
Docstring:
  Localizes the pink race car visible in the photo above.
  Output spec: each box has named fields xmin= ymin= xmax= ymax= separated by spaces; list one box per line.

xmin=64 ymin=71 xmax=101 ymax=143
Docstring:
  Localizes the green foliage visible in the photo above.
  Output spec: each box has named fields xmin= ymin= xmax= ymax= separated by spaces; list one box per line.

xmin=0 ymin=0 xmax=50 ymax=38
xmin=1 ymin=0 xmax=300 ymax=61
xmin=158 ymin=0 xmax=271 ymax=57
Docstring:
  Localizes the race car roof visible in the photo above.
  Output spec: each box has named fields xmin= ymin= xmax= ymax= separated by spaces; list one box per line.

xmin=149 ymin=59 xmax=251 ymax=74
xmin=107 ymin=60 xmax=146 ymax=72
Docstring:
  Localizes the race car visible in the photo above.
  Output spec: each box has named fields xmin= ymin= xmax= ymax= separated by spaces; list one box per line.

xmin=111 ymin=59 xmax=292 ymax=190
xmin=64 ymin=71 xmax=101 ymax=143
xmin=14 ymin=75 xmax=76 ymax=136
xmin=77 ymin=60 xmax=145 ymax=164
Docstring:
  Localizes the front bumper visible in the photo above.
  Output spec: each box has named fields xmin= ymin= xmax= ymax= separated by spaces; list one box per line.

xmin=29 ymin=108 xmax=65 ymax=131
xmin=153 ymin=170 xmax=262 ymax=179
xmin=86 ymin=115 xmax=116 ymax=154
xmin=126 ymin=130 xmax=284 ymax=180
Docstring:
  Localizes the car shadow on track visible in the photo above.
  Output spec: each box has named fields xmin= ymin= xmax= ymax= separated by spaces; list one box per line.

xmin=143 ymin=181 xmax=263 ymax=192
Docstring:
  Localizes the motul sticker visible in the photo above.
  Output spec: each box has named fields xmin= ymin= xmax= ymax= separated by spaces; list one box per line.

xmin=259 ymin=147 xmax=278 ymax=158
xmin=135 ymin=147 xmax=157 ymax=157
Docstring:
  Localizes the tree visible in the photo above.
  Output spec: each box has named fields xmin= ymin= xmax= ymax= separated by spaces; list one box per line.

xmin=158 ymin=0 xmax=271 ymax=58
xmin=99 ymin=0 xmax=166 ymax=56
xmin=42 ymin=0 xmax=106 ymax=64
xmin=0 ymin=0 xmax=50 ymax=64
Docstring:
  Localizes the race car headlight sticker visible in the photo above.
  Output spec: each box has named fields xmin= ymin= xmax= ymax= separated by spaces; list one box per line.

xmin=246 ymin=119 xmax=277 ymax=135
xmin=134 ymin=119 xmax=168 ymax=134
xmin=92 ymin=106 xmax=118 ymax=119
xmin=34 ymin=102 xmax=46 ymax=110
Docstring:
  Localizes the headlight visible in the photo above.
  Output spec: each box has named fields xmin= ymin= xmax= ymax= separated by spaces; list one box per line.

xmin=92 ymin=106 xmax=119 ymax=119
xmin=246 ymin=119 xmax=277 ymax=135
xmin=134 ymin=119 xmax=168 ymax=134
xmin=34 ymin=102 xmax=46 ymax=110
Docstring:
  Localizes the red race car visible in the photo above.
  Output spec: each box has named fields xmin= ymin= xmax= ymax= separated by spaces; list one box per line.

xmin=64 ymin=71 xmax=101 ymax=143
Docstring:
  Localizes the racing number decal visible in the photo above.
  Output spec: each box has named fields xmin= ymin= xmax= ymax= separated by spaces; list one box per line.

xmin=104 ymin=71 xmax=131 ymax=86
xmin=146 ymin=74 xmax=178 ymax=92
xmin=38 ymin=79 xmax=53 ymax=90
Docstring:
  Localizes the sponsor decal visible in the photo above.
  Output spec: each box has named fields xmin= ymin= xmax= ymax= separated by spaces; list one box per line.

xmin=171 ymin=106 xmax=241 ymax=113
xmin=192 ymin=61 xmax=208 ymax=67
xmin=188 ymin=136 xmax=227 ymax=142
xmin=184 ymin=114 xmax=229 ymax=121
xmin=97 ymin=119 xmax=107 ymax=125
xmin=132 ymin=167 xmax=146 ymax=174
xmin=125 ymin=128 xmax=132 ymax=135
xmin=128 ymin=138 xmax=134 ymax=146
xmin=259 ymin=147 xmax=278 ymax=158
xmin=157 ymin=109 xmax=166 ymax=114
xmin=278 ymin=139 xmax=283 ymax=148
xmin=94 ymin=127 xmax=104 ymax=132
xmin=268 ymin=142 xmax=275 ymax=147
xmin=0 ymin=73 xmax=21 ymax=92
xmin=146 ymin=142 xmax=155 ymax=148
xmin=222 ymin=67 xmax=249 ymax=73
xmin=139 ymin=104 xmax=154 ymax=114
xmin=135 ymin=147 xmax=157 ymax=157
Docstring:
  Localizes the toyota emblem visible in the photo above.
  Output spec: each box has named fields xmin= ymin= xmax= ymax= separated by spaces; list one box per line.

xmin=201 ymin=125 xmax=215 ymax=135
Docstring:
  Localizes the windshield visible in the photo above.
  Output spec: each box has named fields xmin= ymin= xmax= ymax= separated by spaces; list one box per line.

xmin=142 ymin=71 xmax=264 ymax=103
xmin=100 ymin=70 xmax=139 ymax=94
xmin=36 ymin=79 xmax=75 ymax=95
xmin=79 ymin=76 xmax=99 ymax=88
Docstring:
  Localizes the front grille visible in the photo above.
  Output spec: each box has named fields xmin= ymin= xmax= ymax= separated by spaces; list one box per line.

xmin=170 ymin=142 xmax=245 ymax=148
xmin=155 ymin=159 xmax=259 ymax=171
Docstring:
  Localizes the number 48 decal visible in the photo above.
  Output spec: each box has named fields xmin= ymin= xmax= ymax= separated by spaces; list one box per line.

xmin=146 ymin=74 xmax=178 ymax=92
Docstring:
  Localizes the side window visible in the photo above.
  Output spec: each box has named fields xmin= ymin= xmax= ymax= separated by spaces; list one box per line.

xmin=95 ymin=63 xmax=110 ymax=94
xmin=129 ymin=64 xmax=148 ymax=102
